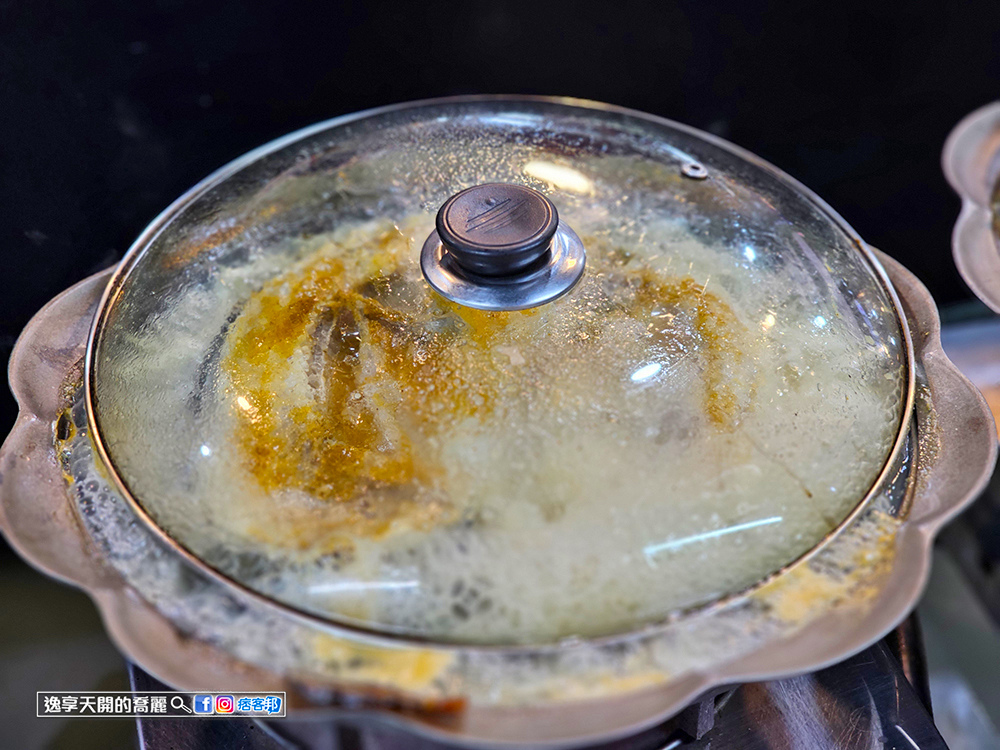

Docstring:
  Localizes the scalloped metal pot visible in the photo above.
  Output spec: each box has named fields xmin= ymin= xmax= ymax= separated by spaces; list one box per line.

xmin=1 ymin=97 xmax=995 ymax=748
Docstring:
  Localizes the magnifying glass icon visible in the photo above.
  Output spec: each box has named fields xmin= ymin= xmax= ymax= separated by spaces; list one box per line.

xmin=171 ymin=696 xmax=192 ymax=714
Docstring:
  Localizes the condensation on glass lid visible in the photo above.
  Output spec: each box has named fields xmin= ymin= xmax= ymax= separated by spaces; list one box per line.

xmin=88 ymin=99 xmax=908 ymax=645
xmin=93 ymin=216 xmax=905 ymax=644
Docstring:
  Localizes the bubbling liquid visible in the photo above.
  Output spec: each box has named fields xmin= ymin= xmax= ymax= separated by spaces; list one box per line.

xmin=161 ymin=215 xmax=905 ymax=643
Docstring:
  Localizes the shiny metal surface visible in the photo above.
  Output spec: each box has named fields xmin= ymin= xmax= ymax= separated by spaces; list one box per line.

xmin=885 ymin=615 xmax=933 ymax=714
xmin=695 ymin=640 xmax=947 ymax=750
xmin=680 ymin=161 xmax=708 ymax=180
xmin=420 ymin=219 xmax=586 ymax=311
xmin=943 ymin=101 xmax=1000 ymax=313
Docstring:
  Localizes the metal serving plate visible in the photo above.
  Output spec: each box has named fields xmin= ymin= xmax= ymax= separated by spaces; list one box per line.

xmin=944 ymin=101 xmax=1000 ymax=313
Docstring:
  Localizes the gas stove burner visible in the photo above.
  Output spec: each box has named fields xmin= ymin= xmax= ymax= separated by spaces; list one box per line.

xmin=132 ymin=617 xmax=946 ymax=750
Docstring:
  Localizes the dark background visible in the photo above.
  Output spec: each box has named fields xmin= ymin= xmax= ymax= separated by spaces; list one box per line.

xmin=2 ymin=1 xmax=1000 ymax=522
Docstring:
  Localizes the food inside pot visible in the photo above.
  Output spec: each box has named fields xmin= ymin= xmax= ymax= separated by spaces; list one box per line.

xmin=91 ymin=108 xmax=907 ymax=645
xmin=114 ymin=211 xmax=897 ymax=644
xmin=222 ymin=220 xmax=754 ymax=547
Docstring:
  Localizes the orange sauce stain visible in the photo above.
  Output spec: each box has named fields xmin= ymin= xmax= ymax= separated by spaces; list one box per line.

xmin=220 ymin=231 xmax=754 ymax=550
xmin=633 ymin=272 xmax=753 ymax=429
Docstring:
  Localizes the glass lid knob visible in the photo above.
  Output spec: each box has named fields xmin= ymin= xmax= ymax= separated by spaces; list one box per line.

xmin=421 ymin=183 xmax=586 ymax=311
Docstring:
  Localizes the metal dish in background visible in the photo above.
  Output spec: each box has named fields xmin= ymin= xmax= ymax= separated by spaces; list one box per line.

xmin=944 ymin=101 xmax=1000 ymax=313
xmin=2 ymin=97 xmax=996 ymax=748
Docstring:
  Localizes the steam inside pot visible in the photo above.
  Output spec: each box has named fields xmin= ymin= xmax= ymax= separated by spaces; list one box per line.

xmin=91 ymin=101 xmax=907 ymax=644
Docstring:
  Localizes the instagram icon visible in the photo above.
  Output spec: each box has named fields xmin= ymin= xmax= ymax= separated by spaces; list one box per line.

xmin=215 ymin=695 xmax=234 ymax=714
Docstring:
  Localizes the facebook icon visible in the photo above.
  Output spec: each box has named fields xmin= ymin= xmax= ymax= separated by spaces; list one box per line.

xmin=192 ymin=694 xmax=215 ymax=714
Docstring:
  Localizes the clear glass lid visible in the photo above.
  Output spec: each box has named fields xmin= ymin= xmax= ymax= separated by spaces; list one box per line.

xmin=90 ymin=97 xmax=908 ymax=645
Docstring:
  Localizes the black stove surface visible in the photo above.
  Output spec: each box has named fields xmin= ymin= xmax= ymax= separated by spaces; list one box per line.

xmin=131 ymin=615 xmax=946 ymax=750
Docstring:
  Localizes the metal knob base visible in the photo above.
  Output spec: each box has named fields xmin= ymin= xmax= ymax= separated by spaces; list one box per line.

xmin=421 ymin=183 xmax=586 ymax=311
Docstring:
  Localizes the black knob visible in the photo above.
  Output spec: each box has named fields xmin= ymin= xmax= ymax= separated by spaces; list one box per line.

xmin=435 ymin=183 xmax=559 ymax=278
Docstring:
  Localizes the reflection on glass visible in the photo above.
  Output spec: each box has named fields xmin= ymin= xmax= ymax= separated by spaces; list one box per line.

xmin=630 ymin=362 xmax=662 ymax=383
xmin=308 ymin=580 xmax=419 ymax=595
xmin=522 ymin=160 xmax=594 ymax=194
xmin=644 ymin=516 xmax=784 ymax=565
